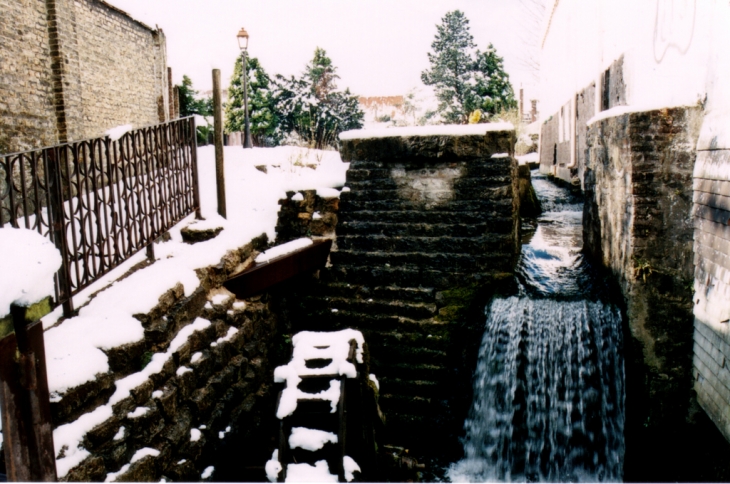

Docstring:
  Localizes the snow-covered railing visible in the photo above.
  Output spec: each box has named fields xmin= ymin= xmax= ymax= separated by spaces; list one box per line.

xmin=0 ymin=117 xmax=201 ymax=315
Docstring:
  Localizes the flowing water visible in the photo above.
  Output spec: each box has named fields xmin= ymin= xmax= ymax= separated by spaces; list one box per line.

xmin=447 ymin=171 xmax=625 ymax=482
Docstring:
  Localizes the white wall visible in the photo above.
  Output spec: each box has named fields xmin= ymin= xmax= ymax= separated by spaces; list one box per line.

xmin=539 ymin=0 xmax=721 ymax=123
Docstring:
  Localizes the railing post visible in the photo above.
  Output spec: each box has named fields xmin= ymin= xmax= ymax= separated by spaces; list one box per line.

xmin=0 ymin=303 xmax=58 ymax=481
xmin=45 ymin=147 xmax=74 ymax=316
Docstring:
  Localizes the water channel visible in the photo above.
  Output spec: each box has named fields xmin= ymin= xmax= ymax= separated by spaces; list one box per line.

xmin=448 ymin=171 xmax=626 ymax=482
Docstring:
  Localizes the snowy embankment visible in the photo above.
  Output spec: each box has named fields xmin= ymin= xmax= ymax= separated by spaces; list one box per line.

xmin=39 ymin=145 xmax=347 ymax=478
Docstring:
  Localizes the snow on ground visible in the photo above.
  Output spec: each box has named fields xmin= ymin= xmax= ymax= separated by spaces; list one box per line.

xmin=339 ymin=122 xmax=514 ymax=140
xmin=38 ymin=145 xmax=348 ymax=478
xmin=0 ymin=228 xmax=61 ymax=317
xmin=516 ymin=152 xmax=540 ymax=165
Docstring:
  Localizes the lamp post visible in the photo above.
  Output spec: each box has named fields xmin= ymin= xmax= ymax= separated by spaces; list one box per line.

xmin=237 ymin=27 xmax=253 ymax=148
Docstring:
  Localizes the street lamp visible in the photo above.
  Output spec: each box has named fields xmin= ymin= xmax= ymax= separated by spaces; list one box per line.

xmin=237 ymin=27 xmax=253 ymax=148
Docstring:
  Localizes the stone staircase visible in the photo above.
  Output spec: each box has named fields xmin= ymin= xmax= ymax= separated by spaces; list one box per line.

xmin=278 ymin=130 xmax=521 ymax=454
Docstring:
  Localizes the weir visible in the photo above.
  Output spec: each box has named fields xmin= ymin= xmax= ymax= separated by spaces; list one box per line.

xmin=449 ymin=171 xmax=625 ymax=482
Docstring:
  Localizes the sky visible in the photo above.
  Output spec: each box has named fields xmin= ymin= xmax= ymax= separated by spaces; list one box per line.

xmin=108 ymin=0 xmax=539 ymax=99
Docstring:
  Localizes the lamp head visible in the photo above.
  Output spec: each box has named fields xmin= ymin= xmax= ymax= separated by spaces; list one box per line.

xmin=237 ymin=28 xmax=249 ymax=51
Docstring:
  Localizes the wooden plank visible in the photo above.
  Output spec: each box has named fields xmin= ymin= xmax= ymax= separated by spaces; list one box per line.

xmin=224 ymin=239 xmax=332 ymax=299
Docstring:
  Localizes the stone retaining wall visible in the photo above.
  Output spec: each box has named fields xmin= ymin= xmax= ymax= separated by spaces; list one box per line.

xmin=276 ymin=130 xmax=521 ymax=458
xmin=0 ymin=0 xmax=169 ymax=153
xmin=49 ymin=234 xmax=286 ymax=482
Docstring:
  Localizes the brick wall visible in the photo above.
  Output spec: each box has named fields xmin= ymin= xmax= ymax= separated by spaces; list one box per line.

xmin=0 ymin=0 xmax=58 ymax=153
xmin=0 ymin=0 xmax=169 ymax=154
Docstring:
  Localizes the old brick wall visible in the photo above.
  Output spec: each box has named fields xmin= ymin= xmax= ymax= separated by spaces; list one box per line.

xmin=48 ymin=234 xmax=287 ymax=482
xmin=278 ymin=131 xmax=520 ymax=460
xmin=0 ymin=0 xmax=58 ymax=153
xmin=539 ymin=101 xmax=571 ymax=180
xmin=575 ymin=82 xmax=596 ymax=188
xmin=582 ymin=106 xmax=727 ymax=480
xmin=0 ymin=0 xmax=169 ymax=154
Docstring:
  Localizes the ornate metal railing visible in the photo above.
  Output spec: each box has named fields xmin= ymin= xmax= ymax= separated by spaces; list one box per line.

xmin=0 ymin=117 xmax=200 ymax=315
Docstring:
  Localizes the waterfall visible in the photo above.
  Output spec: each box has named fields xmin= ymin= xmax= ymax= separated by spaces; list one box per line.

xmin=448 ymin=172 xmax=625 ymax=482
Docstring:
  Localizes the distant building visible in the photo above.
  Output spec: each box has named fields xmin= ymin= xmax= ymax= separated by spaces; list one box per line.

xmin=0 ymin=0 xmax=172 ymax=154
xmin=359 ymin=96 xmax=405 ymax=124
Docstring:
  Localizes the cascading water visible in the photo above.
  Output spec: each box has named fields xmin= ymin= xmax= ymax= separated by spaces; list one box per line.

xmin=448 ymin=171 xmax=625 ymax=482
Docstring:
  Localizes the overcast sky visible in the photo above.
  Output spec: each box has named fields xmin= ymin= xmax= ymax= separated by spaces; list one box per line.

xmin=109 ymin=0 xmax=537 ymax=99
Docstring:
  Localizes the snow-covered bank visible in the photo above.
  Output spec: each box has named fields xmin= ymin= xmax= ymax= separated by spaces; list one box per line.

xmin=41 ymin=145 xmax=348 ymax=478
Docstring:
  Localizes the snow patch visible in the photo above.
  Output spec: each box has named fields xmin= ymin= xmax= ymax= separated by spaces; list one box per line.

xmin=339 ymin=122 xmax=514 ymax=140
xmin=491 ymin=153 xmax=510 ymax=158
xmin=291 ymin=192 xmax=304 ymax=201
xmin=316 ymin=187 xmax=341 ymax=199
xmin=127 ymin=407 xmax=148 ymax=419
xmin=210 ymin=293 xmax=230 ymax=306
xmin=201 ymin=466 xmax=214 ymax=479
xmin=286 ymin=460 xmax=338 ymax=482
xmin=288 ymin=427 xmax=338 ymax=451
xmin=105 ymin=124 xmax=133 ymax=141
xmin=265 ymin=449 xmax=282 ymax=482
xmin=369 ymin=374 xmax=380 ymax=391
xmin=190 ymin=428 xmax=202 ymax=442
xmin=131 ymin=447 xmax=160 ymax=463
xmin=0 ymin=228 xmax=61 ymax=317
xmin=191 ymin=352 xmax=203 ymax=364
xmin=343 ymin=456 xmax=361 ymax=482
xmin=255 ymin=238 xmax=313 ymax=264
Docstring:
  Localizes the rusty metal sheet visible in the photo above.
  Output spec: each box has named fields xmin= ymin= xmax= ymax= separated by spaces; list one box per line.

xmin=224 ymin=239 xmax=332 ymax=299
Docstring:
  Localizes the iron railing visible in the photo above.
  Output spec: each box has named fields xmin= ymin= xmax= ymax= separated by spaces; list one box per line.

xmin=0 ymin=117 xmax=200 ymax=315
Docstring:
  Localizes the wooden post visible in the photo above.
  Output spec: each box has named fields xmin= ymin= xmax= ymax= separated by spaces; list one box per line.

xmin=0 ymin=303 xmax=57 ymax=481
xmin=212 ymin=69 xmax=226 ymax=218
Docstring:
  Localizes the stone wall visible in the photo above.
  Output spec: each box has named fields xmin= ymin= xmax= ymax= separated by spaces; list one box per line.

xmin=0 ymin=0 xmax=169 ymax=154
xmin=48 ymin=234 xmax=286 ymax=482
xmin=538 ymin=102 xmax=570 ymax=179
xmin=581 ymin=106 xmax=730 ymax=479
xmin=278 ymin=131 xmax=521 ymax=460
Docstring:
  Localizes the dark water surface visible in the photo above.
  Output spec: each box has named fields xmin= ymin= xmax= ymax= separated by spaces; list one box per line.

xmin=447 ymin=171 xmax=625 ymax=482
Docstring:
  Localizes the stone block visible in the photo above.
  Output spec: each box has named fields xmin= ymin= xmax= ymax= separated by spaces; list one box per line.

xmin=61 ymin=455 xmax=106 ymax=482
xmin=84 ymin=415 xmax=122 ymax=451
xmin=154 ymin=385 xmax=178 ymax=420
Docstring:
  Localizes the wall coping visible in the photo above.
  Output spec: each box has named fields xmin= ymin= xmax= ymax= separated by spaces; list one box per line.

xmin=339 ymin=122 xmax=514 ymax=140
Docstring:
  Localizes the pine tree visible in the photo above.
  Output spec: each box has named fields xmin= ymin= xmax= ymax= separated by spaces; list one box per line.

xmin=421 ymin=11 xmax=516 ymax=123
xmin=225 ymin=56 xmax=282 ymax=146
xmin=473 ymin=45 xmax=517 ymax=116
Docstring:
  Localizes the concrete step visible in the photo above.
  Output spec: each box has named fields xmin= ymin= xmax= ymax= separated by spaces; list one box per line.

xmin=330 ymin=250 xmax=507 ymax=273
xmin=377 ymin=377 xmax=443 ymax=399
xmin=336 ymin=234 xmax=514 ymax=254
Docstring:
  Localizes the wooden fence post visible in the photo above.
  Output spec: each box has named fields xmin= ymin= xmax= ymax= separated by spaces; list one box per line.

xmin=0 ymin=303 xmax=57 ymax=481
xmin=213 ymin=69 xmax=226 ymax=219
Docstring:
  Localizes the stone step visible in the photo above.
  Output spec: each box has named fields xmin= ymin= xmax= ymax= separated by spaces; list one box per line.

xmin=341 ymin=186 xmax=512 ymax=203
xmin=298 ymin=308 xmax=453 ymax=338
xmin=360 ymin=328 xmax=448 ymax=354
xmin=370 ymin=362 xmax=449 ymax=382
xmin=320 ymin=283 xmax=436 ymax=304
xmin=323 ymin=265 xmax=506 ymax=288
xmin=330 ymin=250 xmax=507 ymax=272
xmin=339 ymin=209 xmax=512 ymax=227
xmin=347 ymin=157 xmax=512 ymax=173
xmin=317 ymin=296 xmax=438 ymax=320
xmin=339 ymin=198 xmax=513 ymax=214
xmin=345 ymin=174 xmax=513 ymax=191
xmin=346 ymin=161 xmax=512 ymax=182
xmin=336 ymin=234 xmax=514 ymax=254
xmin=337 ymin=221 xmax=493 ymax=238
xmin=377 ymin=377 xmax=443 ymax=399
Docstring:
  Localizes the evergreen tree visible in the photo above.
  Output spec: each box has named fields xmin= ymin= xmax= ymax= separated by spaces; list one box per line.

xmin=473 ymin=45 xmax=517 ymax=116
xmin=225 ymin=56 xmax=282 ymax=147
xmin=272 ymin=47 xmax=363 ymax=149
xmin=421 ymin=11 xmax=516 ymax=123
xmin=177 ymin=75 xmax=210 ymax=117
